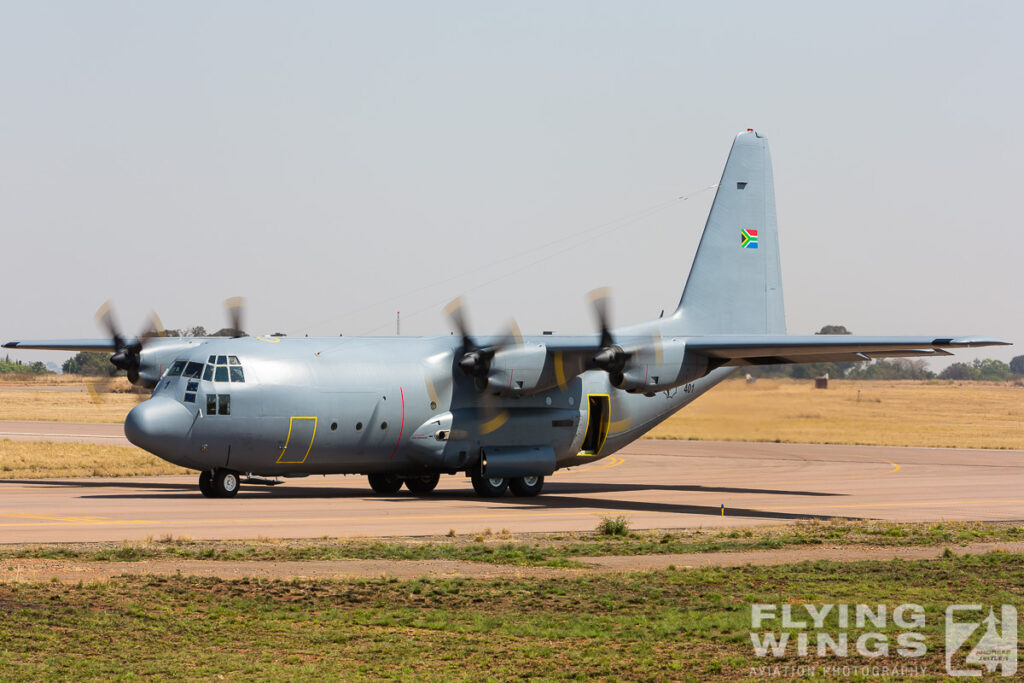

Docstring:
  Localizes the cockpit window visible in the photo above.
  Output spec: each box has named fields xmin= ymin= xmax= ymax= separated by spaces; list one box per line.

xmin=228 ymin=356 xmax=240 ymax=365
xmin=216 ymin=355 xmax=227 ymax=365
xmin=229 ymin=366 xmax=244 ymax=383
xmin=202 ymin=364 xmax=214 ymax=381
xmin=183 ymin=362 xmax=204 ymax=378
xmin=215 ymin=366 xmax=229 ymax=382
xmin=208 ymin=355 xmax=216 ymax=364
xmin=167 ymin=360 xmax=187 ymax=377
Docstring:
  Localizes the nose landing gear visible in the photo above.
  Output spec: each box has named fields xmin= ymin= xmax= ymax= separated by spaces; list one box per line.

xmin=199 ymin=469 xmax=240 ymax=498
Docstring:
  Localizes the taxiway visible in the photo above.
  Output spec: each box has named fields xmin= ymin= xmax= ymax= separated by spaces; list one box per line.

xmin=1 ymin=425 xmax=1021 ymax=543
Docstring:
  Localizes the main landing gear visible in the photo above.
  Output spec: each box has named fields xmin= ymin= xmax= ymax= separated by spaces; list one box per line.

xmin=365 ymin=472 xmax=544 ymax=497
xmin=471 ymin=472 xmax=544 ymax=498
xmin=199 ymin=469 xmax=240 ymax=498
xmin=367 ymin=473 xmax=442 ymax=495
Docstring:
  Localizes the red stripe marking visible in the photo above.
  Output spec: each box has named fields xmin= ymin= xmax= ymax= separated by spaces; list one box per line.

xmin=389 ymin=387 xmax=405 ymax=460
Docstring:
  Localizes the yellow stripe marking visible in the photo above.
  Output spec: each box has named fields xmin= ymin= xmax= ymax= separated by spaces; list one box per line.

xmin=276 ymin=416 xmax=318 ymax=464
xmin=608 ymin=418 xmax=633 ymax=434
xmin=479 ymin=410 xmax=509 ymax=435
xmin=554 ymin=352 xmax=567 ymax=391
xmin=558 ymin=456 xmax=626 ymax=473
xmin=0 ymin=512 xmax=108 ymax=523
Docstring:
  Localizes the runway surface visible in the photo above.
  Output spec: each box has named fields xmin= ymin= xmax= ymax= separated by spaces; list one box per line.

xmin=1 ymin=421 xmax=1023 ymax=543
xmin=0 ymin=420 xmax=128 ymax=444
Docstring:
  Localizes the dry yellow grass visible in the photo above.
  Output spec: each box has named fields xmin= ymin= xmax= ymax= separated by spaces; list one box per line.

xmin=0 ymin=388 xmax=135 ymax=423
xmin=648 ymin=378 xmax=1024 ymax=449
xmin=0 ymin=374 xmax=98 ymax=386
xmin=1 ymin=377 xmax=1021 ymax=450
xmin=0 ymin=440 xmax=189 ymax=478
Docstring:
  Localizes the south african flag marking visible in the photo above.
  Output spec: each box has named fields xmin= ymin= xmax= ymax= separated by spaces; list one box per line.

xmin=741 ymin=228 xmax=758 ymax=249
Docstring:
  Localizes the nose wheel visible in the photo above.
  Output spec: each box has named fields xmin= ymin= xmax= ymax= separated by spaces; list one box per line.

xmin=199 ymin=469 xmax=240 ymax=498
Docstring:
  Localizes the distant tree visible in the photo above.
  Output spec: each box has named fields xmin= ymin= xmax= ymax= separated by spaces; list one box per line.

xmin=187 ymin=325 xmax=208 ymax=337
xmin=62 ymin=352 xmax=117 ymax=376
xmin=816 ymin=325 xmax=852 ymax=336
xmin=1010 ymin=355 xmax=1024 ymax=376
xmin=0 ymin=358 xmax=52 ymax=375
xmin=939 ymin=362 xmax=980 ymax=381
xmin=847 ymin=358 xmax=934 ymax=380
xmin=973 ymin=358 xmax=1012 ymax=381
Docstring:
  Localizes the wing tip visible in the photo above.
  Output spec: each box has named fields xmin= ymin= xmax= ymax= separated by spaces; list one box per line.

xmin=941 ymin=338 xmax=1013 ymax=348
xmin=2 ymin=341 xmax=18 ymax=349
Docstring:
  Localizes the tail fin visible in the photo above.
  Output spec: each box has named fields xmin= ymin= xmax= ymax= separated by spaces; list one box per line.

xmin=672 ymin=130 xmax=785 ymax=334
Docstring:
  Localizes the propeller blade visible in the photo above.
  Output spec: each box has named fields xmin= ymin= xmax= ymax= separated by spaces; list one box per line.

xmin=94 ymin=300 xmax=125 ymax=350
xmin=224 ymin=297 xmax=246 ymax=337
xmin=586 ymin=287 xmax=614 ymax=348
xmin=139 ymin=311 xmax=165 ymax=345
xmin=443 ymin=296 xmax=472 ymax=348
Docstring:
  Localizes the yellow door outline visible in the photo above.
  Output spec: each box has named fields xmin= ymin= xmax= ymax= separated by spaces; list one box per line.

xmin=276 ymin=416 xmax=317 ymax=464
xmin=577 ymin=394 xmax=610 ymax=457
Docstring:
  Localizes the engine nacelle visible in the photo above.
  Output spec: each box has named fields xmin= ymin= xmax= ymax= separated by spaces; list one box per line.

xmin=136 ymin=340 xmax=203 ymax=388
xmin=485 ymin=344 xmax=552 ymax=397
xmin=610 ymin=340 xmax=709 ymax=394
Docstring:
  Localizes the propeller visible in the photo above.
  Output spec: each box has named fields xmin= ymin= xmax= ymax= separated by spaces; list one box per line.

xmin=442 ymin=296 xmax=524 ymax=436
xmin=586 ymin=287 xmax=664 ymax=391
xmin=586 ymin=287 xmax=629 ymax=383
xmin=443 ymin=297 xmax=521 ymax=392
xmin=95 ymin=301 xmax=164 ymax=385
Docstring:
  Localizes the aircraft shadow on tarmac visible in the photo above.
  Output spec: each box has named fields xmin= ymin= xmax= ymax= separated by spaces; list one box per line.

xmin=1 ymin=479 xmax=195 ymax=491
xmin=0 ymin=479 xmax=850 ymax=521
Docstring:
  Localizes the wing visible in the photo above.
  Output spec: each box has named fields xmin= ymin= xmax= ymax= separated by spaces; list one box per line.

xmin=685 ymin=336 xmax=1011 ymax=366
xmin=2 ymin=339 xmax=136 ymax=352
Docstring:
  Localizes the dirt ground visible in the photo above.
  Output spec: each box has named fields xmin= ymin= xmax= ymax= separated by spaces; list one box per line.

xmin=5 ymin=541 xmax=1022 ymax=584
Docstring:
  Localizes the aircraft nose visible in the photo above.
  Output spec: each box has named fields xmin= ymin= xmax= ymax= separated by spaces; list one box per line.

xmin=124 ymin=396 xmax=195 ymax=455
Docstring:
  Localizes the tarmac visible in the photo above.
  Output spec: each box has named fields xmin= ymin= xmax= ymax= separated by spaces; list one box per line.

xmin=1 ymin=420 xmax=1022 ymax=543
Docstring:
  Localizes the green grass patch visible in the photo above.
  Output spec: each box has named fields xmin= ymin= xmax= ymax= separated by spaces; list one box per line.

xmin=4 ymin=521 xmax=1022 ymax=567
xmin=1 ymin=553 xmax=1022 ymax=680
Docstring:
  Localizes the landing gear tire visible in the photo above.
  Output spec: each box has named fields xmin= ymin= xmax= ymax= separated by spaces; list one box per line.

xmin=405 ymin=473 xmax=440 ymax=495
xmin=212 ymin=469 xmax=240 ymax=498
xmin=368 ymin=473 xmax=403 ymax=495
xmin=509 ymin=475 xmax=544 ymax=497
xmin=198 ymin=470 xmax=215 ymax=497
xmin=471 ymin=472 xmax=508 ymax=497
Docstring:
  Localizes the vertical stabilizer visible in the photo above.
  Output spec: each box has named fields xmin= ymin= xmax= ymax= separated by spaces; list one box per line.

xmin=673 ymin=130 xmax=785 ymax=334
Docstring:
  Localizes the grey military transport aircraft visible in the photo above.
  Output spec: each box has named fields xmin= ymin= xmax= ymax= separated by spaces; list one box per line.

xmin=5 ymin=130 xmax=1009 ymax=499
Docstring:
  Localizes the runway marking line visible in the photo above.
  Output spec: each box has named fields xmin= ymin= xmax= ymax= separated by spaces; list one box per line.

xmin=0 ymin=511 xmax=111 ymax=523
xmin=766 ymin=498 xmax=1024 ymax=512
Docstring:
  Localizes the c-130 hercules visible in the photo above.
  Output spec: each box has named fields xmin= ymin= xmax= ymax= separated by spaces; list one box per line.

xmin=6 ymin=130 xmax=1009 ymax=498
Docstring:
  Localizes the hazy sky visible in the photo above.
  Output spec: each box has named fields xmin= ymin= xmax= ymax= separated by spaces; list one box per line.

xmin=2 ymin=1 xmax=1020 ymax=370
